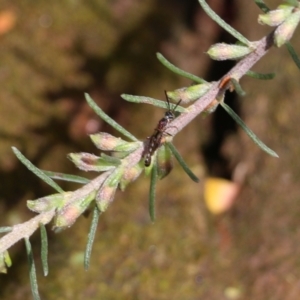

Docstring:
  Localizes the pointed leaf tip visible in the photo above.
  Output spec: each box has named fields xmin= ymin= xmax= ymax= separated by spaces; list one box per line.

xmin=221 ymin=103 xmax=279 ymax=158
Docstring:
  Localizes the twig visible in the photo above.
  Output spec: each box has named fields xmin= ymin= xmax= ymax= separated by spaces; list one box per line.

xmin=0 ymin=210 xmax=55 ymax=254
xmin=160 ymin=32 xmax=274 ymax=136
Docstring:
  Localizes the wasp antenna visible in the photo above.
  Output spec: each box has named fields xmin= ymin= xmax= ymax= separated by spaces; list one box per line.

xmin=164 ymin=90 xmax=181 ymax=113
xmin=172 ymin=99 xmax=182 ymax=113
xmin=164 ymin=90 xmax=171 ymax=111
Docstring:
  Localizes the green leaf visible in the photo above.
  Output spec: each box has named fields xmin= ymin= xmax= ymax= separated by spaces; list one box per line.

xmin=285 ymin=0 xmax=299 ymax=6
xmin=4 ymin=251 xmax=12 ymax=267
xmin=85 ymin=93 xmax=138 ymax=142
xmin=285 ymin=42 xmax=300 ymax=70
xmin=0 ymin=227 xmax=12 ymax=233
xmin=100 ymin=153 xmax=122 ymax=165
xmin=0 ymin=250 xmax=12 ymax=273
xmin=42 ymin=170 xmax=90 ymax=184
xmin=25 ymin=237 xmax=41 ymax=300
xmin=221 ymin=102 xmax=279 ymax=157
xmin=156 ymin=144 xmax=173 ymax=179
xmin=40 ymin=224 xmax=49 ymax=276
xmin=84 ymin=206 xmax=101 ymax=271
xmin=68 ymin=153 xmax=120 ymax=172
xmin=198 ymin=0 xmax=251 ymax=45
xmin=156 ymin=53 xmax=207 ymax=84
xmin=246 ymin=71 xmax=276 ymax=80
xmin=149 ymin=159 xmax=158 ymax=222
xmin=166 ymin=142 xmax=200 ymax=183
xmin=12 ymin=147 xmax=63 ymax=193
xmin=230 ymin=78 xmax=246 ymax=96
xmin=121 ymin=94 xmax=186 ymax=112
xmin=27 ymin=192 xmax=73 ymax=213
xmin=254 ymin=0 xmax=270 ymax=13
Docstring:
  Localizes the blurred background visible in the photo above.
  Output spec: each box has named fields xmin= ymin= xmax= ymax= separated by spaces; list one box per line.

xmin=1 ymin=0 xmax=300 ymax=299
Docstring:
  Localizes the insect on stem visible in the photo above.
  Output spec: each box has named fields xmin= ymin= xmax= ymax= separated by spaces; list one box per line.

xmin=144 ymin=91 xmax=181 ymax=167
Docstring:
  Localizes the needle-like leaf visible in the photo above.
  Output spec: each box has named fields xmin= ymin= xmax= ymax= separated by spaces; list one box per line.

xmin=12 ymin=147 xmax=64 ymax=193
xmin=42 ymin=170 xmax=90 ymax=184
xmin=199 ymin=0 xmax=251 ymax=45
xmin=230 ymin=78 xmax=246 ymax=96
xmin=221 ymin=102 xmax=279 ymax=157
xmin=0 ymin=227 xmax=12 ymax=233
xmin=121 ymin=94 xmax=186 ymax=112
xmin=40 ymin=224 xmax=49 ymax=276
xmin=166 ymin=142 xmax=200 ymax=183
xmin=85 ymin=93 xmax=138 ymax=142
xmin=84 ymin=206 xmax=101 ymax=271
xmin=246 ymin=71 xmax=276 ymax=80
xmin=149 ymin=160 xmax=158 ymax=222
xmin=156 ymin=53 xmax=207 ymax=84
xmin=253 ymin=0 xmax=270 ymax=13
xmin=286 ymin=42 xmax=300 ymax=70
xmin=25 ymin=237 xmax=41 ymax=300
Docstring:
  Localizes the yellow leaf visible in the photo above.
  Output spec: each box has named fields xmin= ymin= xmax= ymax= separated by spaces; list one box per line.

xmin=204 ymin=177 xmax=240 ymax=214
xmin=0 ymin=10 xmax=16 ymax=35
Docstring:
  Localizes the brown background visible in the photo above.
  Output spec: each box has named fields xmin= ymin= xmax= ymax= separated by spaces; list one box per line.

xmin=1 ymin=0 xmax=300 ymax=299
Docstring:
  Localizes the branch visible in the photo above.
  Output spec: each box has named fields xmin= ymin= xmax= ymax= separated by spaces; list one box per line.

xmin=0 ymin=210 xmax=55 ymax=254
xmin=0 ymin=29 xmax=276 ymax=257
xmin=1 ymin=1 xmax=300 ymax=298
xmin=0 ymin=171 xmax=113 ymax=253
xmin=156 ymin=33 xmax=274 ymax=137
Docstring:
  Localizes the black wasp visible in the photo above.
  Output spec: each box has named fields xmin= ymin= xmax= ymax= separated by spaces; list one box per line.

xmin=144 ymin=91 xmax=181 ymax=167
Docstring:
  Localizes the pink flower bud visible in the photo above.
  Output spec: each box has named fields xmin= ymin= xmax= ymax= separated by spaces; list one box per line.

xmin=274 ymin=9 xmax=300 ymax=47
xmin=258 ymin=5 xmax=294 ymax=26
xmin=167 ymin=83 xmax=211 ymax=104
xmin=207 ymin=43 xmax=253 ymax=61
xmin=53 ymin=191 xmax=96 ymax=231
xmin=119 ymin=162 xmax=143 ymax=191
xmin=90 ymin=132 xmax=140 ymax=152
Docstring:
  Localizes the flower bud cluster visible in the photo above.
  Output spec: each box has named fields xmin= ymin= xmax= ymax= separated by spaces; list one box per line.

xmin=258 ymin=2 xmax=300 ymax=47
xmin=27 ymin=191 xmax=96 ymax=231
xmin=27 ymin=131 xmax=144 ymax=229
